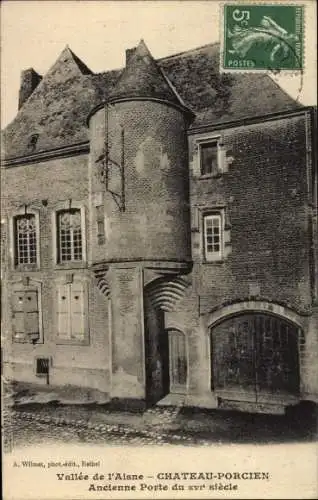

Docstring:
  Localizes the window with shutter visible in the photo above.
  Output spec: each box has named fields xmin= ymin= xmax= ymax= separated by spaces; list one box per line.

xmin=57 ymin=285 xmax=70 ymax=339
xmin=70 ymin=286 xmax=85 ymax=339
xmin=12 ymin=289 xmax=40 ymax=342
xmin=56 ymin=281 xmax=87 ymax=344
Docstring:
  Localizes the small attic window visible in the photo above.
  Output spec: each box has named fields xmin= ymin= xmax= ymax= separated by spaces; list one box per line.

xmin=28 ymin=134 xmax=39 ymax=151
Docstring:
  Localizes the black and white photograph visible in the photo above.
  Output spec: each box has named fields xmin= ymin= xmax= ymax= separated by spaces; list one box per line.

xmin=1 ymin=1 xmax=317 ymax=498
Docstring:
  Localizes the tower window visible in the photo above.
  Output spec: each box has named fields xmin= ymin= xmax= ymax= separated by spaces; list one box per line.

xmin=57 ymin=209 xmax=83 ymax=262
xmin=14 ymin=214 xmax=37 ymax=265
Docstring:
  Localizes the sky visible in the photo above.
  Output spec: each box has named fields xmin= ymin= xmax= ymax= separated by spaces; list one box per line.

xmin=1 ymin=0 xmax=317 ymax=127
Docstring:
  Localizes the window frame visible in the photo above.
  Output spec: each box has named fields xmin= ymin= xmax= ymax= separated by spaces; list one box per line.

xmin=196 ymin=136 xmax=223 ymax=178
xmin=9 ymin=208 xmax=40 ymax=270
xmin=55 ymin=275 xmax=89 ymax=346
xmin=57 ymin=208 xmax=83 ymax=263
xmin=203 ymin=211 xmax=224 ymax=262
xmin=52 ymin=202 xmax=86 ymax=267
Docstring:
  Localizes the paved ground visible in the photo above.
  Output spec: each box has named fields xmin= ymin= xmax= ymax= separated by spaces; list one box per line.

xmin=2 ymin=381 xmax=317 ymax=450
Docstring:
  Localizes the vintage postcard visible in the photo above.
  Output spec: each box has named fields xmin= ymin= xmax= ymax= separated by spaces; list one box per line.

xmin=1 ymin=0 xmax=317 ymax=499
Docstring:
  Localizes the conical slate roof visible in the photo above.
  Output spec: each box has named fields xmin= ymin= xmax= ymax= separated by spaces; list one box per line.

xmin=108 ymin=40 xmax=183 ymax=107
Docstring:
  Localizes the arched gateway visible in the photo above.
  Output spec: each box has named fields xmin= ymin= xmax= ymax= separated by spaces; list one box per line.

xmin=210 ymin=312 xmax=301 ymax=404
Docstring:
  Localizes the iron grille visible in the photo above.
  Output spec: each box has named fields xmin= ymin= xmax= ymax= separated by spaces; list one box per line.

xmin=36 ymin=357 xmax=49 ymax=376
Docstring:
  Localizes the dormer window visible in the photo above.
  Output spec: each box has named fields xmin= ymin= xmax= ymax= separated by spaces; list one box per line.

xmin=28 ymin=134 xmax=39 ymax=151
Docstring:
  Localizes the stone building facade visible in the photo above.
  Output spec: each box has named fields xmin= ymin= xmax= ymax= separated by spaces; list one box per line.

xmin=2 ymin=40 xmax=317 ymax=413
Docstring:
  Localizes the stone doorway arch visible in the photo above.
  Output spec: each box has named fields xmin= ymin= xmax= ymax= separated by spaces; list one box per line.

xmin=210 ymin=311 xmax=301 ymax=405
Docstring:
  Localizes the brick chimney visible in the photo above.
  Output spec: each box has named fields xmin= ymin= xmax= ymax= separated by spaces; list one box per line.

xmin=18 ymin=68 xmax=42 ymax=109
xmin=125 ymin=47 xmax=137 ymax=66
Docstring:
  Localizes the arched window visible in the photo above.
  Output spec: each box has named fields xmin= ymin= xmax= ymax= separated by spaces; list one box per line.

xmin=10 ymin=208 xmax=40 ymax=268
xmin=15 ymin=214 xmax=37 ymax=265
xmin=57 ymin=209 xmax=83 ymax=262
xmin=52 ymin=202 xmax=86 ymax=266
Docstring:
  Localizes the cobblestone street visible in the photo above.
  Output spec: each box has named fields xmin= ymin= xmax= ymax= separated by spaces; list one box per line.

xmin=3 ymin=399 xmax=317 ymax=451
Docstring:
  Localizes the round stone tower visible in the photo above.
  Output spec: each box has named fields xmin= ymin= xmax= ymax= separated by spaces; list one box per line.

xmin=88 ymin=40 xmax=194 ymax=403
xmin=88 ymin=39 xmax=194 ymax=269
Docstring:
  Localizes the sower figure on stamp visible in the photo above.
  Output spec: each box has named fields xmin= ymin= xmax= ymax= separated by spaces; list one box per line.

xmin=228 ymin=15 xmax=299 ymax=63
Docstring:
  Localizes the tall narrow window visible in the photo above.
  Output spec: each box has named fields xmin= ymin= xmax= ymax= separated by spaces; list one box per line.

xmin=96 ymin=205 xmax=105 ymax=245
xmin=15 ymin=214 xmax=37 ymax=265
xmin=57 ymin=209 xmax=82 ymax=262
xmin=56 ymin=282 xmax=87 ymax=343
xmin=204 ymin=213 xmax=223 ymax=261
xmin=200 ymin=140 xmax=220 ymax=176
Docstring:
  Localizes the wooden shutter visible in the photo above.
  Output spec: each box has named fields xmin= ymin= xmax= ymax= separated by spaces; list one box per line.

xmin=70 ymin=285 xmax=85 ymax=340
xmin=57 ymin=284 xmax=70 ymax=338
xmin=12 ymin=292 xmax=25 ymax=340
xmin=24 ymin=290 xmax=39 ymax=335
xmin=12 ymin=290 xmax=39 ymax=341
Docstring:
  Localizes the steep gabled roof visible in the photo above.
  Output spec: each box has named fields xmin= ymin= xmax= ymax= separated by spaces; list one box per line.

xmin=42 ymin=45 xmax=93 ymax=81
xmin=67 ymin=47 xmax=93 ymax=76
xmin=2 ymin=42 xmax=302 ymax=159
xmin=2 ymin=46 xmax=96 ymax=158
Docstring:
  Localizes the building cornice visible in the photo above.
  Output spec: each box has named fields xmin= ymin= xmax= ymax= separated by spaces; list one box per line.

xmin=87 ymin=96 xmax=195 ymax=125
xmin=2 ymin=141 xmax=89 ymax=167
xmin=188 ymin=106 xmax=315 ymax=135
xmin=2 ymin=106 xmax=315 ymax=166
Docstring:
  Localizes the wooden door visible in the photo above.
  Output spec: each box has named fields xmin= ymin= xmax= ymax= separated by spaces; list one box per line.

xmin=168 ymin=330 xmax=188 ymax=393
xmin=211 ymin=313 xmax=300 ymax=402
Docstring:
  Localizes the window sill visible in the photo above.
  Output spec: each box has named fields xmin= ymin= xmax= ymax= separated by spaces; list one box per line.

xmin=12 ymin=337 xmax=44 ymax=344
xmin=14 ymin=264 xmax=40 ymax=272
xmin=55 ymin=337 xmax=90 ymax=346
xmin=197 ymin=171 xmax=224 ymax=180
xmin=202 ymin=259 xmax=226 ymax=265
xmin=54 ymin=261 xmax=87 ymax=270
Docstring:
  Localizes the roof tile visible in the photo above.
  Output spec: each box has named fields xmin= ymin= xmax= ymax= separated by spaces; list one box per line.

xmin=2 ymin=42 xmax=302 ymax=159
xmin=108 ymin=40 xmax=183 ymax=107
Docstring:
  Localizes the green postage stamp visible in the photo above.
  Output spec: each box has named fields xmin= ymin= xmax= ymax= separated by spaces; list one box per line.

xmin=221 ymin=3 xmax=304 ymax=71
